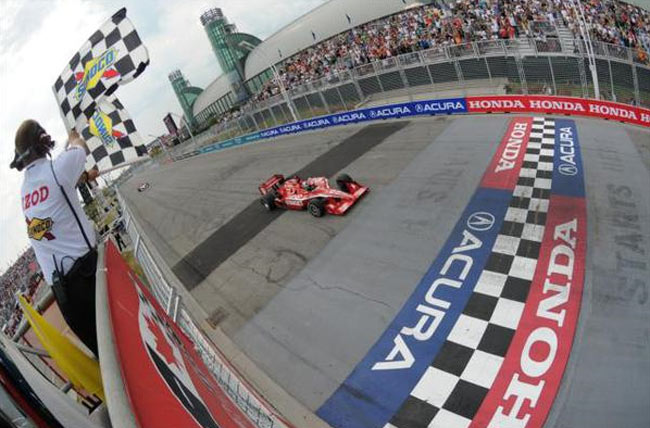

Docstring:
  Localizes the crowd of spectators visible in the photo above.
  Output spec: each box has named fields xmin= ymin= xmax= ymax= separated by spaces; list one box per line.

xmin=249 ymin=0 xmax=649 ymax=102
xmin=576 ymin=0 xmax=650 ymax=62
xmin=0 ymin=248 xmax=44 ymax=336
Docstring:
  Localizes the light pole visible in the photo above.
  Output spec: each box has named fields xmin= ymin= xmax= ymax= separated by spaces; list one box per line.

xmin=169 ymin=112 xmax=196 ymax=146
xmin=239 ymin=41 xmax=299 ymax=123
xmin=570 ymin=0 xmax=600 ymax=100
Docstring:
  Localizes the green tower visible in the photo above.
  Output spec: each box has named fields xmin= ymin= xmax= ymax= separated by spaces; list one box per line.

xmin=168 ymin=69 xmax=203 ymax=128
xmin=200 ymin=7 xmax=261 ymax=102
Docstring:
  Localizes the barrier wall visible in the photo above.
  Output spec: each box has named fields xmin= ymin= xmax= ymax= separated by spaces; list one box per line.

xmin=175 ymin=95 xmax=650 ymax=162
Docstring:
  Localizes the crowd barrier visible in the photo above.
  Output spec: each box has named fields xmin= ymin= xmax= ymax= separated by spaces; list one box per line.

xmin=175 ymin=95 xmax=650 ymax=162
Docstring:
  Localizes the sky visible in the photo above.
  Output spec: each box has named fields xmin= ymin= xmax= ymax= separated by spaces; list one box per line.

xmin=0 ymin=0 xmax=325 ymax=271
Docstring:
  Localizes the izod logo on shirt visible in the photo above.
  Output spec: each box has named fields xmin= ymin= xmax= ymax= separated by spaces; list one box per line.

xmin=26 ymin=216 xmax=55 ymax=241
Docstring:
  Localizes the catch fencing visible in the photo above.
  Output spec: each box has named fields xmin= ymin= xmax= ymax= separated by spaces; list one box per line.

xmin=194 ymin=36 xmax=650 ymax=141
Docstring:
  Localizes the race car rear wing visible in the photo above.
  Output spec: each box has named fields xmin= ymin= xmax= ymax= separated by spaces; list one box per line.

xmin=258 ymin=174 xmax=285 ymax=195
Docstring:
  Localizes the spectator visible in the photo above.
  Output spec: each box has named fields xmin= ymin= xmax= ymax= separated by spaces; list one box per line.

xmin=245 ymin=0 xmax=648 ymax=105
xmin=0 ymin=248 xmax=44 ymax=336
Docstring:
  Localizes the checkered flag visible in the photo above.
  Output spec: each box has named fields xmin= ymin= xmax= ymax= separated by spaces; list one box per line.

xmin=52 ymin=8 xmax=149 ymax=131
xmin=81 ymin=96 xmax=148 ymax=173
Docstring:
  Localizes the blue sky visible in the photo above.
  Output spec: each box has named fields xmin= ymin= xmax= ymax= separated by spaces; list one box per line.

xmin=0 ymin=0 xmax=325 ymax=271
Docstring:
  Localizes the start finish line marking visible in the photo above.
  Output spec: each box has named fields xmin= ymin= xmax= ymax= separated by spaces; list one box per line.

xmin=317 ymin=118 xmax=587 ymax=428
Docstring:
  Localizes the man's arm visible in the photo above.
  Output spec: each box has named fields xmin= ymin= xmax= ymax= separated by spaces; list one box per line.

xmin=56 ymin=130 xmax=93 ymax=187
xmin=67 ymin=130 xmax=90 ymax=154
xmin=68 ymin=130 xmax=99 ymax=183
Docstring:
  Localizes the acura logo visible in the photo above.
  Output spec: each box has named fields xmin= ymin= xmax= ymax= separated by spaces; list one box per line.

xmin=467 ymin=211 xmax=496 ymax=231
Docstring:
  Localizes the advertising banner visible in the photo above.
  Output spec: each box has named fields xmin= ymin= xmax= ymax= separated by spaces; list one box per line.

xmin=178 ymin=95 xmax=647 ymax=163
xmin=104 ymin=241 xmax=255 ymax=428
xmin=466 ymin=95 xmax=650 ymax=128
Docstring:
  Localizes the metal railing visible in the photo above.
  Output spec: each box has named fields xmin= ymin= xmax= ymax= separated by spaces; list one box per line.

xmin=190 ymin=35 xmax=649 ymax=144
xmin=117 ymin=192 xmax=288 ymax=428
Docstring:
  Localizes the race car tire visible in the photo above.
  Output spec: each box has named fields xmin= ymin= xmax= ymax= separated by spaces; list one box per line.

xmin=261 ymin=192 xmax=276 ymax=211
xmin=336 ymin=173 xmax=353 ymax=192
xmin=308 ymin=198 xmax=326 ymax=217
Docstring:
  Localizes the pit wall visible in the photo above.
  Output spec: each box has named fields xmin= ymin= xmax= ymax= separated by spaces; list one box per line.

xmin=175 ymin=95 xmax=650 ymax=161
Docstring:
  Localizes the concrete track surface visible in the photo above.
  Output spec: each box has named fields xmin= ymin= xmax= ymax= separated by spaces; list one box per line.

xmin=121 ymin=116 xmax=649 ymax=428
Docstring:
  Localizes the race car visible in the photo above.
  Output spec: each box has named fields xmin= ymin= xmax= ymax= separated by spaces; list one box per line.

xmin=258 ymin=173 xmax=369 ymax=217
xmin=137 ymin=182 xmax=150 ymax=192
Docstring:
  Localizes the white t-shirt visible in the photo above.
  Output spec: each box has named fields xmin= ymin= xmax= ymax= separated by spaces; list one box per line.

xmin=21 ymin=148 xmax=96 ymax=285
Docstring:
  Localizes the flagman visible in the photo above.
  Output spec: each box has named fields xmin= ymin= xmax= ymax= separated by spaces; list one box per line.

xmin=11 ymin=120 xmax=100 ymax=357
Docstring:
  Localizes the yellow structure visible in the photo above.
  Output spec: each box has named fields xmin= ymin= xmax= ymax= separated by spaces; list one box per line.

xmin=18 ymin=295 xmax=105 ymax=401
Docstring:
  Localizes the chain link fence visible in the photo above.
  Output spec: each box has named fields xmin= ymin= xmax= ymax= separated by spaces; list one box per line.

xmin=191 ymin=36 xmax=649 ymax=144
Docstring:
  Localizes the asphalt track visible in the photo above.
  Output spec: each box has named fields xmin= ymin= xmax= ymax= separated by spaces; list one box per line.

xmin=172 ymin=122 xmax=409 ymax=289
xmin=121 ymin=115 xmax=649 ymax=428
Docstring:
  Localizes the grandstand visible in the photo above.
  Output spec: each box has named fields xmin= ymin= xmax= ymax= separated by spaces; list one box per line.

xmin=175 ymin=0 xmax=649 ymax=133
xmin=0 ymin=248 xmax=44 ymax=336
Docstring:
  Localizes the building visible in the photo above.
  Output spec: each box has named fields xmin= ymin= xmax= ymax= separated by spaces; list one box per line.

xmin=163 ymin=113 xmax=179 ymax=136
xmin=172 ymin=0 xmax=430 ymax=130
xmin=170 ymin=7 xmax=261 ymax=130
xmin=168 ymin=69 xmax=203 ymax=127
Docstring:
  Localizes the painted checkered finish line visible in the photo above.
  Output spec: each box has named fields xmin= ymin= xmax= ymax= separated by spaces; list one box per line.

xmin=389 ymin=118 xmax=556 ymax=428
xmin=318 ymin=117 xmax=587 ymax=428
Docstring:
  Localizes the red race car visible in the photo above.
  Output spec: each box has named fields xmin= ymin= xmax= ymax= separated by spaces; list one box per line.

xmin=258 ymin=173 xmax=369 ymax=217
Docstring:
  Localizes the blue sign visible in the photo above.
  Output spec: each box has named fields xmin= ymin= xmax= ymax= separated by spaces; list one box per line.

xmin=176 ymin=98 xmax=468 ymax=162
xmin=552 ymin=119 xmax=585 ymax=198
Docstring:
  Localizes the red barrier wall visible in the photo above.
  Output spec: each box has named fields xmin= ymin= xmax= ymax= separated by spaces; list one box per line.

xmin=466 ymin=95 xmax=650 ymax=128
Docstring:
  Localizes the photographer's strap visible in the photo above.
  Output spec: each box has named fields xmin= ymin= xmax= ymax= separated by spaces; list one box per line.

xmin=59 ymin=184 xmax=94 ymax=252
xmin=49 ymin=160 xmax=94 ymax=252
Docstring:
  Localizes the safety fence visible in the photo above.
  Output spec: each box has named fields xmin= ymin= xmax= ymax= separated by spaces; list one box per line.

xmin=118 ymin=192 xmax=289 ymax=428
xmin=192 ymin=35 xmax=650 ymax=142
xmin=173 ymin=94 xmax=649 ymax=164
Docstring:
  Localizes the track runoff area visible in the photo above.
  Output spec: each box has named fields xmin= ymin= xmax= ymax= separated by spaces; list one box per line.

xmin=122 ymin=114 xmax=650 ymax=428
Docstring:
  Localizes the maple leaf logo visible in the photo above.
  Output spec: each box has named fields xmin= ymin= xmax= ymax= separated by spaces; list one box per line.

xmin=145 ymin=315 xmax=177 ymax=367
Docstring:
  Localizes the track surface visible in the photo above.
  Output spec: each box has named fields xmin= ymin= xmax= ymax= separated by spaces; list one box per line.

xmin=122 ymin=116 xmax=649 ymax=428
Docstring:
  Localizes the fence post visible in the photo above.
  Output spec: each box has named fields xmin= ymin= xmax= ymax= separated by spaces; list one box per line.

xmin=303 ymin=93 xmax=316 ymax=117
xmin=608 ymin=59 xmax=616 ymax=102
xmin=484 ymin=56 xmax=493 ymax=86
xmin=396 ymin=56 xmax=413 ymax=102
xmin=319 ymin=90 xmax=331 ymax=114
xmin=631 ymin=64 xmax=641 ymax=106
xmin=548 ymin=56 xmax=557 ymax=95
xmin=134 ymin=234 xmax=141 ymax=256
xmin=515 ymin=54 xmax=528 ymax=94
xmin=335 ymin=85 xmax=348 ymax=111
xmin=279 ymin=102 xmax=290 ymax=123
xmin=372 ymin=62 xmax=386 ymax=94
xmin=351 ymin=69 xmax=364 ymax=103
xmin=577 ymin=55 xmax=589 ymax=98
xmin=453 ymin=58 xmax=465 ymax=93
xmin=422 ymin=51 xmax=436 ymax=91
xmin=165 ymin=287 xmax=175 ymax=315
xmin=267 ymin=105 xmax=278 ymax=126
xmin=249 ymin=113 xmax=260 ymax=131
